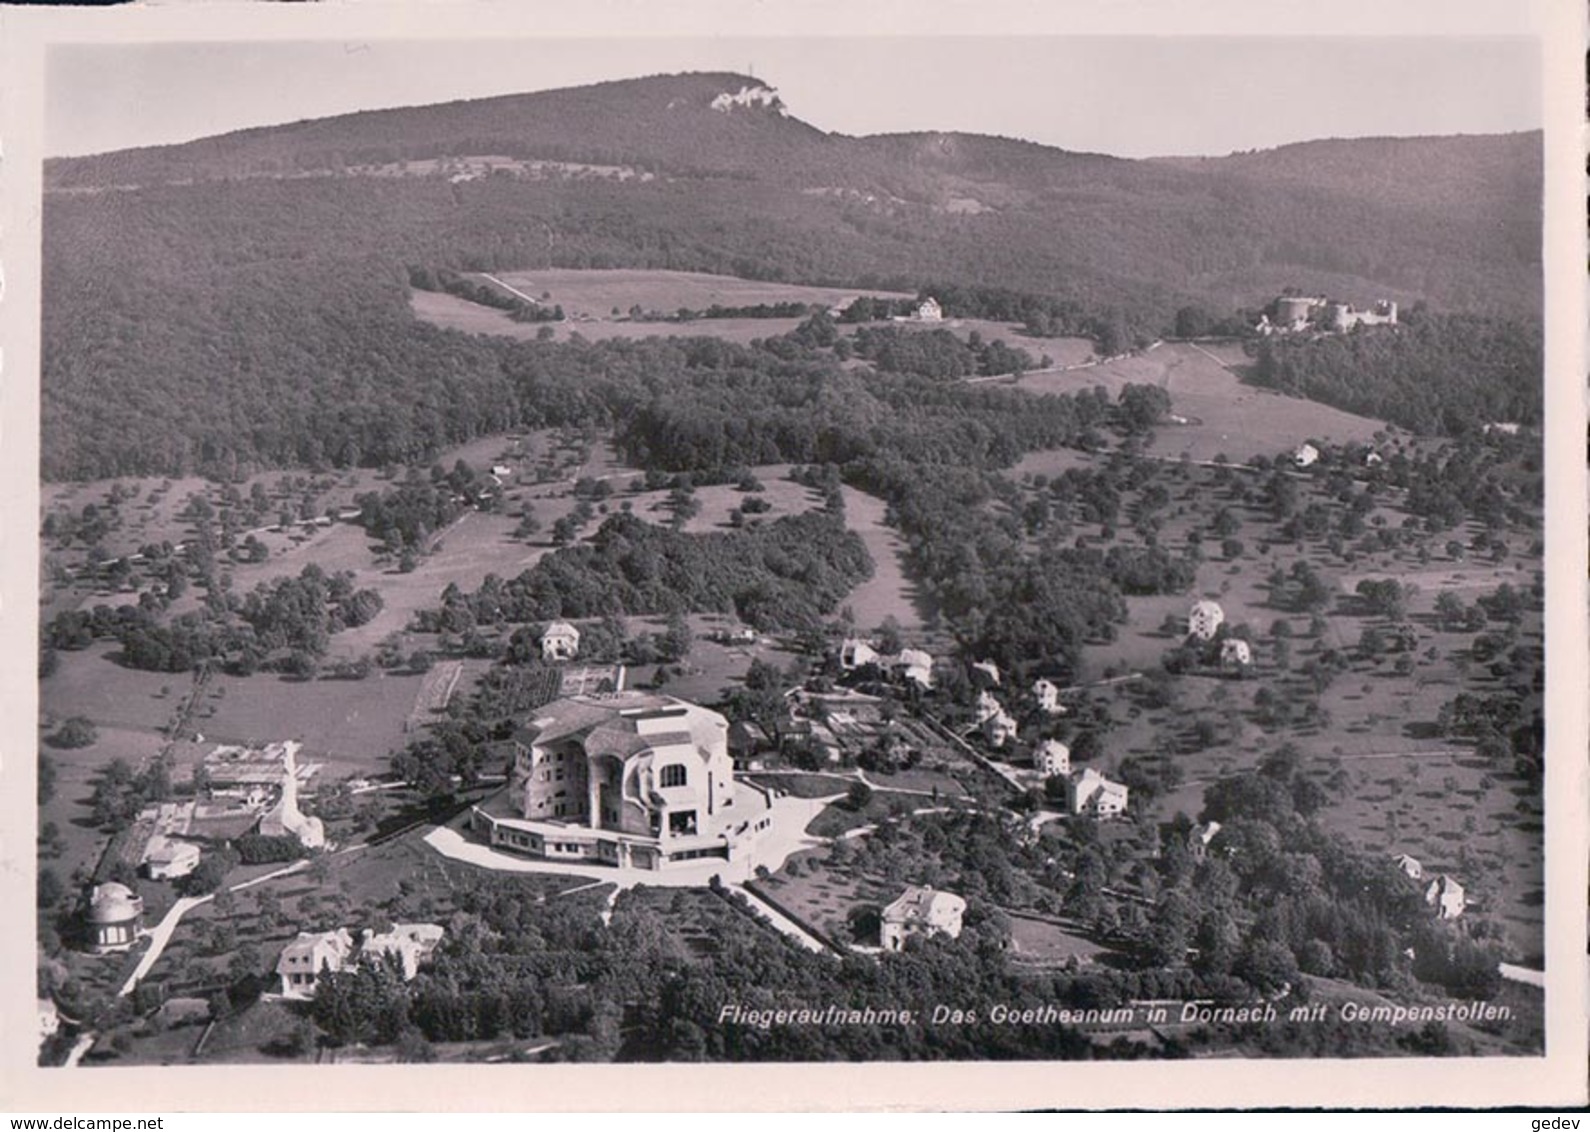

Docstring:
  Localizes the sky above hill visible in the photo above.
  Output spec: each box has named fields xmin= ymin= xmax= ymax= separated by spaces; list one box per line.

xmin=46 ymin=35 xmax=1540 ymax=160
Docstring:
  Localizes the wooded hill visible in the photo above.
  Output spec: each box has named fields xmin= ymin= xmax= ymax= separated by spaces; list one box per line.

xmin=42 ymin=71 xmax=1541 ymax=480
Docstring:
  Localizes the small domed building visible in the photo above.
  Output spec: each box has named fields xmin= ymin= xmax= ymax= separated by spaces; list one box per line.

xmin=85 ymin=882 xmax=145 ymax=953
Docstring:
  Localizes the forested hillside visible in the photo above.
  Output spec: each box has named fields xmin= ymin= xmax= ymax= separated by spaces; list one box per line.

xmin=42 ymin=71 xmax=1541 ymax=481
xmin=1250 ymin=310 xmax=1543 ymax=435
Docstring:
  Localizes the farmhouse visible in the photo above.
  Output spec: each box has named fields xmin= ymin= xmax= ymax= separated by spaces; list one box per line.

xmin=1293 ymin=443 xmax=1321 ymax=468
xmin=1066 ymin=767 xmax=1129 ymax=819
xmin=1188 ymin=600 xmax=1225 ymax=641
xmin=880 ymin=886 xmax=966 ymax=951
xmin=471 ymin=692 xmax=775 ymax=871
xmin=1032 ymin=678 xmax=1064 ymax=715
xmin=541 ymin=621 xmax=581 ymax=661
xmin=85 ymin=883 xmax=145 ymax=953
xmin=913 ymin=297 xmax=944 ymax=323
xmin=1426 ymin=874 xmax=1465 ymax=919
xmin=1219 ymin=638 xmax=1253 ymax=672
xmin=275 ymin=929 xmax=356 ymax=998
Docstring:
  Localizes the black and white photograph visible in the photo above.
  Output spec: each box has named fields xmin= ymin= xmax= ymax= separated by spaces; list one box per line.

xmin=3 ymin=0 xmax=1584 ymax=1113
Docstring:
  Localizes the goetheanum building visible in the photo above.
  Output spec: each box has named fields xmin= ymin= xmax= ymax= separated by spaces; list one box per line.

xmin=471 ymin=692 xmax=774 ymax=870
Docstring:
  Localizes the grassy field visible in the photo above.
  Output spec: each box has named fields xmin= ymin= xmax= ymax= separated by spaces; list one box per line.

xmin=411 ymin=289 xmax=813 ymax=345
xmin=837 ymin=485 xmax=933 ymax=634
xmin=1006 ymin=912 xmax=1111 ymax=966
xmin=1011 ymin=341 xmax=1388 ymax=464
xmin=490 ymin=268 xmax=911 ymax=319
xmin=753 ymin=856 xmax=902 ymax=947
xmin=937 ymin=321 xmax=1097 ymax=370
xmin=182 ymin=670 xmax=429 ymax=779
xmin=621 ymin=466 xmax=822 ymax=535
xmin=805 ymin=791 xmax=932 ymax=838
xmin=619 ymin=612 xmax=803 ymax=705
xmin=743 ymin=773 xmax=853 ymax=799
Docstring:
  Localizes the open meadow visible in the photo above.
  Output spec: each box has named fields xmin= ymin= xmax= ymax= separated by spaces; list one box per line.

xmin=490 ymin=268 xmax=911 ymax=318
xmin=1011 ymin=341 xmax=1388 ymax=464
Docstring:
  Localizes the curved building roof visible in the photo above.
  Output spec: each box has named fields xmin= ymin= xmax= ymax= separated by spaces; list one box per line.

xmin=88 ymin=883 xmax=144 ymax=924
xmin=521 ymin=693 xmax=727 ymax=767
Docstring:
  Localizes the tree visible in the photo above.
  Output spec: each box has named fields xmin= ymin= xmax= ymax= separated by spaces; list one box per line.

xmin=181 ymin=848 xmax=239 ymax=896
xmin=47 ymin=717 xmax=99 ymax=749
xmin=37 ymin=866 xmax=65 ymax=909
xmin=660 ymin=612 xmax=693 ymax=662
xmin=38 ymin=754 xmax=58 ymax=805
xmin=846 ymin=780 xmax=874 ymax=812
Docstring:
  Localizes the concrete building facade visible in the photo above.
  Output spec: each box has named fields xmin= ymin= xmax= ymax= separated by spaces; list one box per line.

xmin=472 ymin=693 xmax=773 ymax=870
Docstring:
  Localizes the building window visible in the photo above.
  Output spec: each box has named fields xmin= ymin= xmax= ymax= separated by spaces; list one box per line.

xmin=668 ymin=810 xmax=698 ymax=836
xmin=660 ymin=764 xmax=687 ymax=789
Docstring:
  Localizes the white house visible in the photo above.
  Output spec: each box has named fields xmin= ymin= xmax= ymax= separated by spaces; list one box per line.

xmin=1188 ymin=600 xmax=1225 ymax=641
xmin=973 ymin=690 xmax=1004 ymax=724
xmin=1067 ymin=767 xmax=1129 ymax=819
xmin=275 ymin=929 xmax=357 ymax=998
xmin=1426 ymin=875 xmax=1465 ymax=919
xmin=891 ymin=649 xmax=934 ymax=689
xmin=839 ymin=638 xmax=879 ymax=670
xmin=1032 ymin=678 xmax=1064 ymax=715
xmin=1034 ymin=739 xmax=1071 ymax=778
xmin=1293 ymin=442 xmax=1321 ymax=468
xmin=1219 ymin=638 xmax=1253 ymax=672
xmin=541 ymin=621 xmax=581 ymax=661
xmin=914 ymin=297 xmax=944 ymax=323
xmin=879 ymin=886 xmax=965 ymax=951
